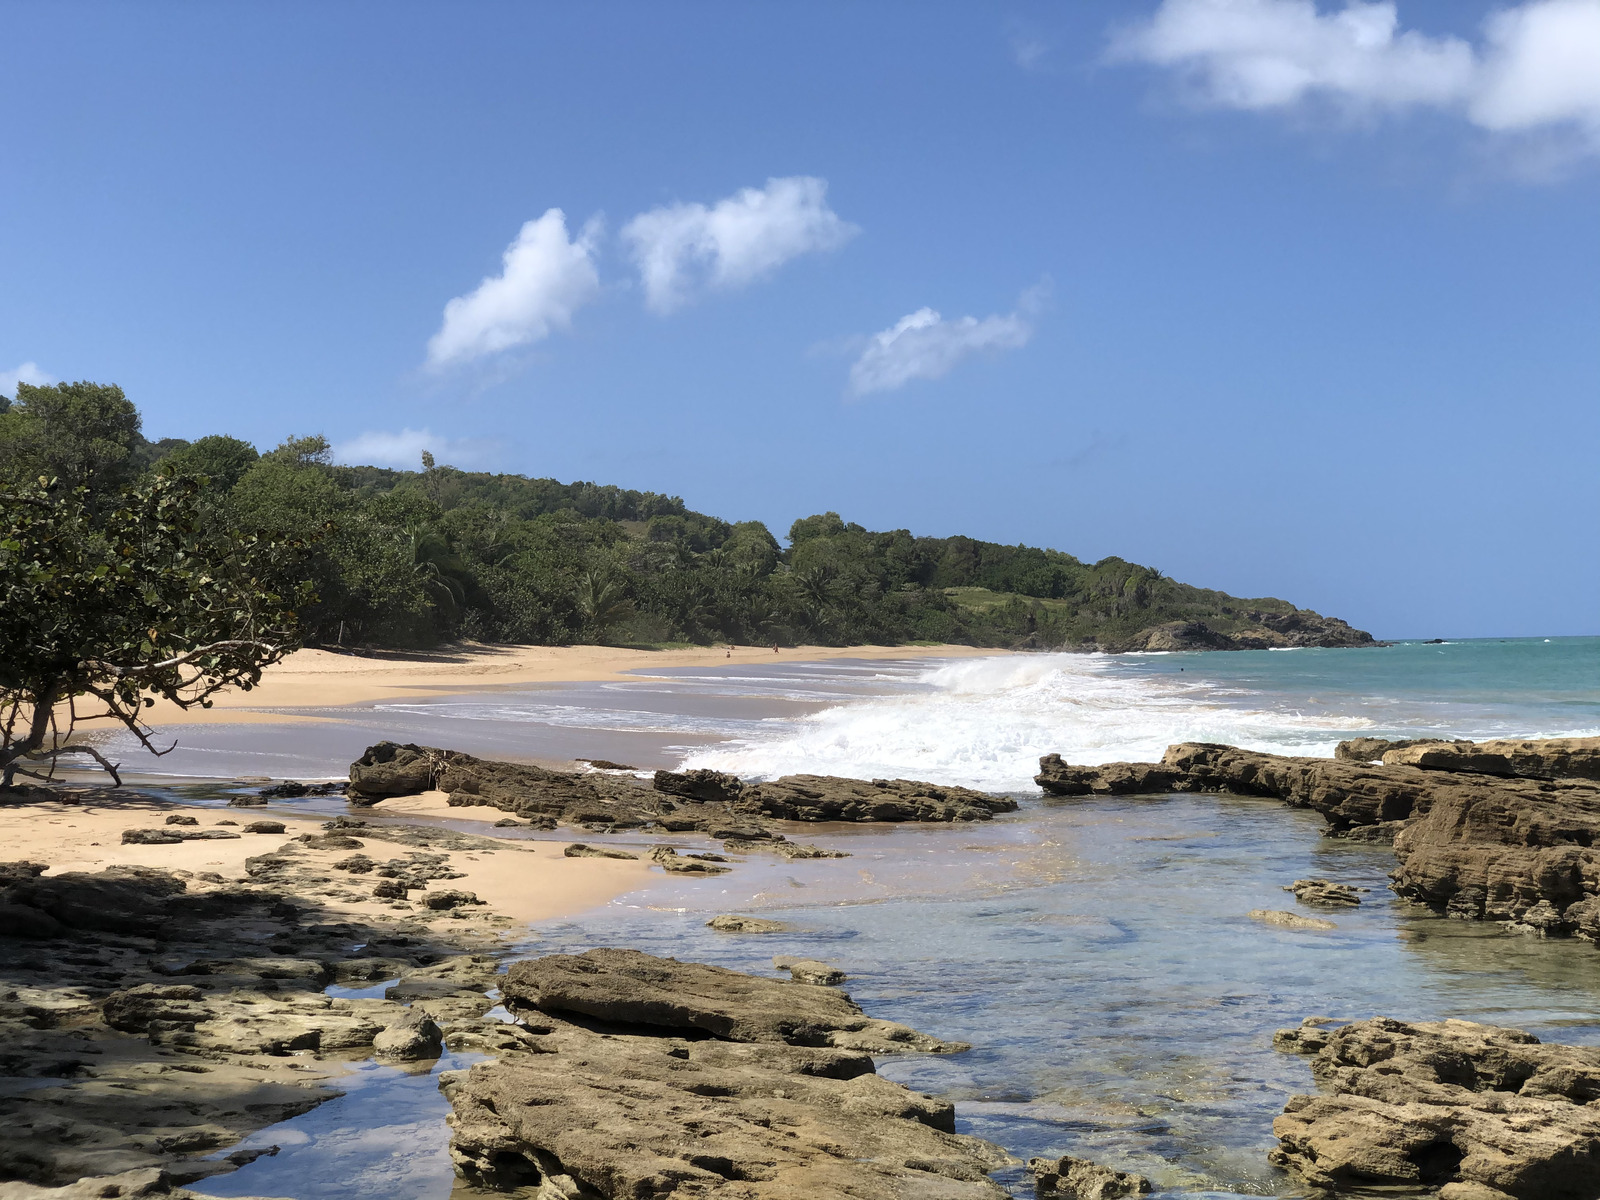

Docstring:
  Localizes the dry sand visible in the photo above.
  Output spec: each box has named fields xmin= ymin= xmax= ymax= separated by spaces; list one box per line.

xmin=2 ymin=792 xmax=653 ymax=925
xmin=136 ymin=641 xmax=1003 ymax=727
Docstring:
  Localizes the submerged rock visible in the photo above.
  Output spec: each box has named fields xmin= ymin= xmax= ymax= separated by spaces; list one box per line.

xmin=563 ymin=842 xmax=639 ymax=860
xmin=1271 ymin=1016 xmax=1600 ymax=1198
xmin=447 ymin=949 xmax=1004 ymax=1197
xmin=1028 ymin=1154 xmax=1152 ymax=1198
xmin=1249 ymin=909 xmax=1336 ymax=931
xmin=773 ymin=956 xmax=846 ymax=985
xmin=708 ymin=914 xmax=790 ymax=934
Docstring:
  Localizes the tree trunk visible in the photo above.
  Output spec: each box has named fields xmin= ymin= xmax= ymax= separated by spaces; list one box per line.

xmin=1 ymin=679 xmax=61 ymax=786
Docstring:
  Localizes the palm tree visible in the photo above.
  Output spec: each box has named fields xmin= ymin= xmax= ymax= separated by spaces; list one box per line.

xmin=577 ymin=567 xmax=634 ymax=644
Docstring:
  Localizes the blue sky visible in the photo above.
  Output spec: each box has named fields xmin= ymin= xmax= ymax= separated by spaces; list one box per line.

xmin=2 ymin=1 xmax=1596 ymax=639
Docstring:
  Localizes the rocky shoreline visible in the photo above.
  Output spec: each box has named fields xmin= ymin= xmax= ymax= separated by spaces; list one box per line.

xmin=4 ymin=733 xmax=1600 ymax=1198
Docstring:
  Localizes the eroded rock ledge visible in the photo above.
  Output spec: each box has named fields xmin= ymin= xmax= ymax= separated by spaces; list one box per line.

xmin=1036 ymin=739 xmax=1600 ymax=938
xmin=444 ymin=948 xmax=1008 ymax=1198
xmin=347 ymin=742 xmax=1017 ymax=832
xmin=1272 ymin=1016 xmax=1600 ymax=1199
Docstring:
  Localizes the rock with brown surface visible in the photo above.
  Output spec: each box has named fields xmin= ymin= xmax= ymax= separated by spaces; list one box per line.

xmin=1027 ymin=1155 xmax=1152 ymax=1198
xmin=1389 ymin=777 xmax=1600 ymax=926
xmin=1249 ymin=909 xmax=1336 ymax=931
xmin=563 ymin=842 xmax=639 ymax=860
xmin=1035 ymin=755 xmax=1188 ymax=797
xmin=448 ymin=950 xmax=1002 ymax=1198
xmin=1335 ymin=736 xmax=1470 ymax=763
xmin=1284 ymin=878 xmax=1364 ymax=907
xmin=502 ymin=948 xmax=969 ymax=1054
xmin=773 ymin=956 xmax=846 ymax=985
xmin=708 ymin=914 xmax=790 ymax=933
xmin=649 ymin=846 xmax=731 ymax=874
xmin=654 ymin=767 xmax=746 ymax=804
xmin=736 ymin=775 xmax=1016 ymax=823
xmin=1271 ymin=1016 xmax=1600 ymax=1198
xmin=1384 ymin=737 xmax=1600 ymax=781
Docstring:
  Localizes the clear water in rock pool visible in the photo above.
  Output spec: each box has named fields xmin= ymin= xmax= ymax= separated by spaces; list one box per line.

xmin=190 ymin=1052 xmax=478 ymax=1200
xmin=168 ymin=806 xmax=1599 ymax=1198
xmin=530 ymin=792 xmax=1600 ymax=1198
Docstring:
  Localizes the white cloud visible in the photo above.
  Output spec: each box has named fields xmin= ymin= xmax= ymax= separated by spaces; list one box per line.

xmin=848 ymin=291 xmax=1040 ymax=396
xmin=0 ymin=361 xmax=55 ymax=398
xmin=333 ymin=428 xmax=495 ymax=471
xmin=622 ymin=177 xmax=857 ymax=314
xmin=1113 ymin=0 xmax=1600 ymax=150
xmin=426 ymin=209 xmax=601 ymax=368
xmin=1472 ymin=0 xmax=1600 ymax=135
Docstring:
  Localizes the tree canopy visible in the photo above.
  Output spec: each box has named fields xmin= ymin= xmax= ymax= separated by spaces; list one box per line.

xmin=0 ymin=473 xmax=312 ymax=786
xmin=1 ymin=382 xmax=1312 ymax=662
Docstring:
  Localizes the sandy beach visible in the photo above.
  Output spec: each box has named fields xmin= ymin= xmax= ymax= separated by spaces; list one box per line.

xmin=135 ymin=641 xmax=1005 ymax=727
xmin=2 ymin=791 xmax=654 ymax=925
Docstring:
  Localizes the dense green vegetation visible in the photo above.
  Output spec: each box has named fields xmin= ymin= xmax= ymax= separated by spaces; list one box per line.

xmin=1 ymin=381 xmax=1312 ymax=652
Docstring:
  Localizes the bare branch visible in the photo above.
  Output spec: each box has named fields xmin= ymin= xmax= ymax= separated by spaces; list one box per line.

xmin=0 ymin=492 xmax=55 ymax=510
xmin=82 ymin=640 xmax=285 ymax=679
xmin=21 ymin=745 xmax=124 ymax=786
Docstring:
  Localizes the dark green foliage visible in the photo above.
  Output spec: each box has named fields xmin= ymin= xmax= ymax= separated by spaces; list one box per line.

xmin=4 ymin=385 xmax=1317 ymax=654
xmin=159 ymin=435 xmax=260 ymax=490
xmin=0 ymin=381 xmax=147 ymax=494
xmin=0 ymin=474 xmax=312 ymax=784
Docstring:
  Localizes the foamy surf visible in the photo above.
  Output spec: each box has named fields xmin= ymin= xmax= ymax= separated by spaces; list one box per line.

xmin=679 ymin=653 xmax=1374 ymax=792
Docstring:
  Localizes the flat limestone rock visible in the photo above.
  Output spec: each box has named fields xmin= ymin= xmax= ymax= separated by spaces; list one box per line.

xmin=563 ymin=842 xmax=639 ymax=860
xmin=1028 ymin=1154 xmax=1152 ymax=1197
xmin=773 ymin=956 xmax=846 ymax=985
xmin=650 ymin=846 xmax=731 ymax=875
xmin=1336 ymin=737 xmax=1469 ymax=763
xmin=1271 ymin=1016 xmax=1600 ymax=1198
xmin=502 ymin=948 xmax=969 ymax=1054
xmin=1249 ymin=909 xmax=1336 ymax=931
xmin=1284 ymin=878 xmax=1364 ymax=907
xmin=1384 ymin=737 xmax=1600 ymax=782
xmin=736 ymin=775 xmax=1016 ymax=823
xmin=450 ymin=950 xmax=1004 ymax=1198
xmin=708 ymin=914 xmax=790 ymax=934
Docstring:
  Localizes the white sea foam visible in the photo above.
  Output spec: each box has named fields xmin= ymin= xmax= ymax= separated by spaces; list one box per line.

xmin=680 ymin=653 xmax=1374 ymax=792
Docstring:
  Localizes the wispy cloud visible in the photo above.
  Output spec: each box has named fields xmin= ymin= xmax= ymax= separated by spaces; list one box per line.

xmin=0 ymin=361 xmax=55 ymax=398
xmin=621 ymin=177 xmax=858 ymax=314
xmin=426 ymin=209 xmax=602 ymax=369
xmin=848 ymin=286 xmax=1044 ymax=397
xmin=1111 ymin=0 xmax=1600 ymax=156
xmin=333 ymin=427 xmax=497 ymax=471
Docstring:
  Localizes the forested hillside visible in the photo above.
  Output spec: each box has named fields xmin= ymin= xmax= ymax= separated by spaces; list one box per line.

xmin=0 ymin=382 xmax=1374 ymax=652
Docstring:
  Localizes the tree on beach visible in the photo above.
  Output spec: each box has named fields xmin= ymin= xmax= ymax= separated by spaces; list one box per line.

xmin=0 ymin=473 xmax=314 ymax=787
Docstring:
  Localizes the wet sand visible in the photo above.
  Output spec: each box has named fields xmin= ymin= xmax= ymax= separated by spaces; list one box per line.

xmin=136 ymin=642 xmax=1003 ymax=727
